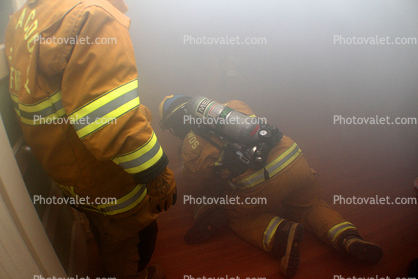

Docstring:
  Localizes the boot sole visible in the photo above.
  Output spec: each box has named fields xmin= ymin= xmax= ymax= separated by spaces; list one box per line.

xmin=280 ymin=224 xmax=304 ymax=277
xmin=346 ymin=239 xmax=383 ymax=264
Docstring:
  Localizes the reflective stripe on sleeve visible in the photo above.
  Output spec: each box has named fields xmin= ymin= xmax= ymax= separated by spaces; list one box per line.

xmin=112 ymin=132 xmax=164 ymax=174
xmin=237 ymin=143 xmax=301 ymax=189
xmin=263 ymin=216 xmax=285 ymax=251
xmin=68 ymin=79 xmax=139 ymax=139
xmin=10 ymin=90 xmax=66 ymax=125
xmin=97 ymin=184 xmax=147 ymax=215
xmin=56 ymin=183 xmax=147 ymax=216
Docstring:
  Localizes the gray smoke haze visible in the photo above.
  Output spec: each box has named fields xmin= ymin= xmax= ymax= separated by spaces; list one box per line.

xmin=125 ymin=0 xmax=418 ymax=177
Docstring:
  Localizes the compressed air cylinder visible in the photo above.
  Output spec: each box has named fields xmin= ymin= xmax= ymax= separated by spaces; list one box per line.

xmin=186 ymin=96 xmax=261 ymax=144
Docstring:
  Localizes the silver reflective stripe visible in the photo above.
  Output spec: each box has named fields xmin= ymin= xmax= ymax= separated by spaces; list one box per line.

xmin=11 ymin=90 xmax=65 ymax=121
xmin=100 ymin=184 xmax=147 ymax=213
xmin=56 ymin=183 xmax=148 ymax=216
xmin=117 ymin=141 xmax=161 ymax=170
xmin=18 ymin=106 xmax=55 ymax=119
xmin=240 ymin=144 xmax=301 ymax=188
xmin=71 ymin=88 xmax=138 ymax=131
xmin=263 ymin=216 xmax=284 ymax=251
xmin=327 ymin=222 xmax=356 ymax=242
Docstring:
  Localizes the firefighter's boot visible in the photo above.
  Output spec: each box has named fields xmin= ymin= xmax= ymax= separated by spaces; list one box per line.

xmin=184 ymin=207 xmax=228 ymax=244
xmin=271 ymin=221 xmax=304 ymax=277
xmin=337 ymin=230 xmax=383 ymax=264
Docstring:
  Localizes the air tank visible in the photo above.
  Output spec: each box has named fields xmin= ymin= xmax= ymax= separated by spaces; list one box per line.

xmin=186 ymin=96 xmax=261 ymax=145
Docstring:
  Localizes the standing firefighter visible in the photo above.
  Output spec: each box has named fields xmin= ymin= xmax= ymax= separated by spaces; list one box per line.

xmin=159 ymin=95 xmax=383 ymax=277
xmin=5 ymin=0 xmax=175 ymax=278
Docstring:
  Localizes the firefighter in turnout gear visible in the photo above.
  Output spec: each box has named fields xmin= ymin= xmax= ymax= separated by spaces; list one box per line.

xmin=159 ymin=95 xmax=383 ymax=277
xmin=5 ymin=0 xmax=175 ymax=278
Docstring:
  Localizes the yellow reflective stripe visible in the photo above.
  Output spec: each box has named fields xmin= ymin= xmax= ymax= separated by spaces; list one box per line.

xmin=49 ymin=91 xmax=62 ymax=105
xmin=10 ymin=90 xmax=66 ymax=125
xmin=114 ymin=132 xmax=158 ymax=164
xmin=107 ymin=190 xmax=146 ymax=215
xmin=125 ymin=147 xmax=163 ymax=174
xmin=74 ymin=97 xmax=139 ymax=138
xmin=14 ymin=91 xmax=62 ymax=112
xmin=10 ymin=94 xmax=18 ymax=103
xmin=238 ymin=143 xmax=301 ymax=189
xmin=98 ymin=186 xmax=147 ymax=216
xmin=327 ymin=221 xmax=356 ymax=243
xmin=214 ymin=141 xmax=228 ymax=167
xmin=69 ymin=79 xmax=138 ymax=120
xmin=263 ymin=216 xmax=284 ymax=251
xmin=113 ymin=132 xmax=164 ymax=174
xmin=56 ymin=183 xmax=147 ymax=216
xmin=16 ymin=110 xmax=65 ymax=125
xmin=214 ymin=150 xmax=224 ymax=167
xmin=68 ymin=79 xmax=139 ymax=138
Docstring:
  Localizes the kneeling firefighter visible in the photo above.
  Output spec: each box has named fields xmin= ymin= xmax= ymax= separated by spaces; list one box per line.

xmin=159 ymin=95 xmax=384 ymax=277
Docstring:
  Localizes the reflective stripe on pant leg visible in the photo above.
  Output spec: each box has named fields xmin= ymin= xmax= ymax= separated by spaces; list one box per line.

xmin=263 ymin=216 xmax=285 ymax=252
xmin=327 ymin=221 xmax=357 ymax=247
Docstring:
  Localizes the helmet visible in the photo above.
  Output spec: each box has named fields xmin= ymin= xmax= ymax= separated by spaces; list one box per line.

xmin=159 ymin=95 xmax=191 ymax=139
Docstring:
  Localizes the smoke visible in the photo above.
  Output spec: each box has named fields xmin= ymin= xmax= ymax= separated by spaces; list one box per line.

xmin=125 ymin=0 xmax=418 ymax=177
